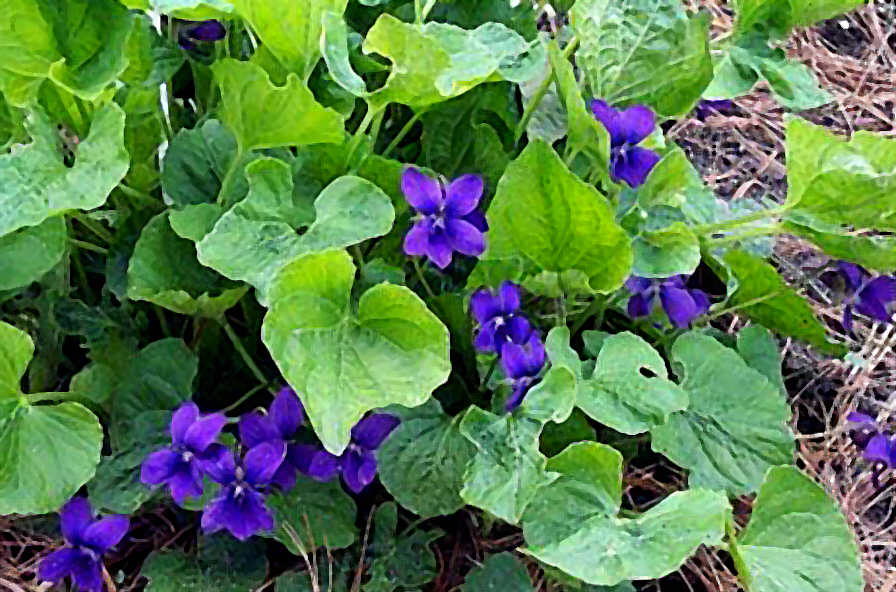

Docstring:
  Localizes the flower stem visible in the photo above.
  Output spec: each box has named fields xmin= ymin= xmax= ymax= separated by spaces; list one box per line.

xmin=70 ymin=213 xmax=114 ymax=244
xmin=707 ymin=290 xmax=784 ymax=320
xmin=570 ymin=296 xmax=606 ymax=335
xmin=219 ymin=318 xmax=276 ymax=393
xmin=691 ymin=205 xmax=790 ymax=236
xmin=69 ymin=238 xmax=108 ymax=255
xmin=221 ymin=381 xmax=271 ymax=414
xmin=218 ymin=149 xmax=245 ymax=208
xmin=345 ymin=103 xmax=384 ymax=170
xmin=515 ymin=36 xmax=578 ymax=143
xmin=413 ymin=259 xmax=437 ymax=300
xmin=706 ymin=224 xmax=782 ymax=246
xmin=382 ymin=110 xmax=425 ymax=159
xmin=118 ymin=183 xmax=160 ymax=209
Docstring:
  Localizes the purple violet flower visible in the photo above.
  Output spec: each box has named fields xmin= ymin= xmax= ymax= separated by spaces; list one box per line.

xmin=200 ymin=441 xmax=286 ymax=541
xmin=501 ymin=332 xmax=546 ymax=412
xmin=238 ymin=387 xmax=305 ymax=490
xmin=292 ymin=414 xmax=400 ymax=494
xmin=141 ymin=402 xmax=228 ymax=504
xmin=470 ymin=282 xmax=532 ymax=353
xmin=626 ymin=275 xmax=710 ymax=329
xmin=590 ymin=100 xmax=661 ymax=188
xmin=38 ymin=498 xmax=129 ymax=592
xmin=834 ymin=262 xmax=896 ymax=333
xmin=179 ymin=20 xmax=226 ymax=50
xmin=846 ymin=412 xmax=895 ymax=487
xmin=695 ymin=99 xmax=735 ymax=121
xmin=402 ymin=168 xmax=488 ymax=269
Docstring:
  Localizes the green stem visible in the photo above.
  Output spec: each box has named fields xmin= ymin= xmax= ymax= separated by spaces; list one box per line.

xmin=71 ymin=213 xmax=114 ymax=244
xmin=220 ymin=318 xmax=275 ymax=393
xmin=420 ymin=0 xmax=438 ymax=21
xmin=345 ymin=103 xmax=383 ymax=170
xmin=221 ymin=382 xmax=271 ymax=414
xmin=118 ymin=183 xmax=159 ymax=209
xmin=351 ymin=245 xmax=365 ymax=267
xmin=570 ymin=297 xmax=606 ymax=335
xmin=412 ymin=259 xmax=437 ymax=300
xmin=706 ymin=224 xmax=782 ymax=246
xmin=481 ymin=357 xmax=498 ymax=389
xmin=69 ymin=238 xmax=108 ymax=255
xmin=218 ymin=149 xmax=245 ymax=208
xmin=515 ymin=37 xmax=578 ymax=143
xmin=691 ymin=206 xmax=790 ymax=236
xmin=414 ymin=0 xmax=423 ymax=23
xmin=382 ymin=110 xmax=425 ymax=158
xmin=708 ymin=291 xmax=783 ymax=320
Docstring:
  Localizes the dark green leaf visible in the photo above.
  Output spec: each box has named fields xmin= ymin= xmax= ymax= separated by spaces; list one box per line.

xmin=0 ymin=218 xmax=66 ymax=291
xmin=462 ymin=553 xmax=533 ymax=592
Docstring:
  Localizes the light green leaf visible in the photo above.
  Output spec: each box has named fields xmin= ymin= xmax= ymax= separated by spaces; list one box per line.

xmin=0 ymin=321 xmax=33 ymax=394
xmin=732 ymin=466 xmax=863 ymax=592
xmin=262 ymin=250 xmax=450 ymax=454
xmin=720 ymin=250 xmax=841 ymax=354
xmin=127 ymin=213 xmax=248 ymax=318
xmin=636 ymin=148 xmax=721 ymax=224
xmin=0 ymin=103 xmax=129 ymax=238
xmin=376 ymin=399 xmax=476 ymax=518
xmin=362 ymin=14 xmax=538 ymax=108
xmin=785 ymin=117 xmax=896 ymax=232
xmin=321 ymin=11 xmax=367 ymax=96
xmin=264 ymin=475 xmax=357 ymax=554
xmin=197 ymin=158 xmax=395 ymax=303
xmin=734 ymin=0 xmax=864 ymax=39
xmin=650 ymin=332 xmax=793 ymax=495
xmin=0 ymin=400 xmax=103 ymax=515
xmin=577 ymin=332 xmax=689 ymax=435
xmin=169 ymin=203 xmax=226 ymax=243
xmin=470 ymin=140 xmax=632 ymax=294
xmin=234 ymin=0 xmax=347 ymax=79
xmin=523 ymin=488 xmax=729 ymax=586
xmin=213 ymin=59 xmax=344 ymax=152
xmin=547 ymin=41 xmax=610 ymax=182
xmin=0 ymin=0 xmax=134 ymax=106
xmin=459 ymin=406 xmax=556 ymax=525
xmin=462 ymin=553 xmax=533 ymax=592
xmin=571 ymin=0 xmax=713 ymax=117
xmin=736 ymin=325 xmax=785 ymax=395
xmin=523 ymin=442 xmax=623 ymax=547
xmin=632 ymin=223 xmax=700 ymax=278
xmin=0 ymin=217 xmax=66 ymax=291
xmin=781 ymin=220 xmax=896 ymax=273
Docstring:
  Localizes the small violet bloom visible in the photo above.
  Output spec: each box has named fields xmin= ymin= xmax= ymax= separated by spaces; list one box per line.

xmin=501 ymin=332 xmax=546 ymax=412
xmin=292 ymin=414 xmax=400 ymax=494
xmin=470 ymin=281 xmax=532 ymax=354
xmin=402 ymin=167 xmax=488 ymax=269
xmin=626 ymin=275 xmax=710 ymax=329
xmin=833 ymin=262 xmax=896 ymax=333
xmin=847 ymin=412 xmax=896 ymax=486
xmin=38 ymin=498 xmax=129 ymax=592
xmin=141 ymin=402 xmax=227 ymax=504
xmin=201 ymin=441 xmax=286 ymax=541
xmin=590 ymin=100 xmax=661 ymax=188
xmin=695 ymin=99 xmax=735 ymax=121
xmin=239 ymin=386 xmax=305 ymax=490
xmin=179 ymin=20 xmax=226 ymax=50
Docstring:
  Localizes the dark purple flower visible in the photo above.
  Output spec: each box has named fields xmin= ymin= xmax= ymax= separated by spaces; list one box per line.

xmin=625 ymin=275 xmax=710 ymax=329
xmin=695 ymin=99 xmax=734 ymax=121
xmin=833 ymin=262 xmax=896 ymax=333
xmin=200 ymin=441 xmax=286 ymax=540
xmin=590 ymin=100 xmax=661 ymax=188
xmin=141 ymin=402 xmax=228 ymax=504
xmin=179 ymin=20 xmax=226 ymax=50
xmin=38 ymin=498 xmax=129 ymax=592
xmin=239 ymin=387 xmax=305 ymax=490
xmin=501 ymin=332 xmax=546 ymax=412
xmin=470 ymin=282 xmax=532 ymax=353
xmin=402 ymin=168 xmax=488 ymax=269
xmin=292 ymin=414 xmax=400 ymax=494
xmin=846 ymin=412 xmax=881 ymax=449
xmin=846 ymin=412 xmax=895 ymax=487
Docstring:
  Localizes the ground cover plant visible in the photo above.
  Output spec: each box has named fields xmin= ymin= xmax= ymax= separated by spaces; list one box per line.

xmin=0 ymin=0 xmax=893 ymax=590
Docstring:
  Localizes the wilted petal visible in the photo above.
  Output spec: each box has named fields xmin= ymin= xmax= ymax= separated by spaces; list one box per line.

xmin=342 ymin=449 xmax=378 ymax=494
xmin=183 ymin=412 xmax=227 ymax=452
xmin=590 ymin=99 xmax=623 ymax=145
xmin=270 ymin=388 xmax=304 ymax=437
xmin=445 ymin=174 xmax=484 ymax=216
xmin=426 ymin=228 xmax=454 ymax=269
xmin=401 ymin=168 xmax=441 ymax=215
xmin=60 ymin=497 xmax=92 ymax=545
xmin=660 ymin=284 xmax=700 ymax=328
xmin=612 ymin=146 xmax=660 ymax=188
xmin=244 ymin=441 xmax=287 ymax=486
xmin=306 ymin=450 xmax=343 ymax=482
xmin=445 ymin=218 xmax=485 ymax=256
xmin=617 ymin=104 xmax=655 ymax=144
xmin=186 ymin=20 xmax=226 ymax=42
xmin=38 ymin=548 xmax=79 ymax=582
xmin=82 ymin=515 xmax=129 ymax=553
xmin=141 ymin=449 xmax=178 ymax=486
xmin=238 ymin=412 xmax=279 ymax=449
xmin=170 ymin=402 xmax=200 ymax=445
xmin=70 ymin=554 xmax=103 ymax=592
xmin=403 ymin=219 xmax=431 ymax=258
xmin=351 ymin=414 xmax=400 ymax=450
